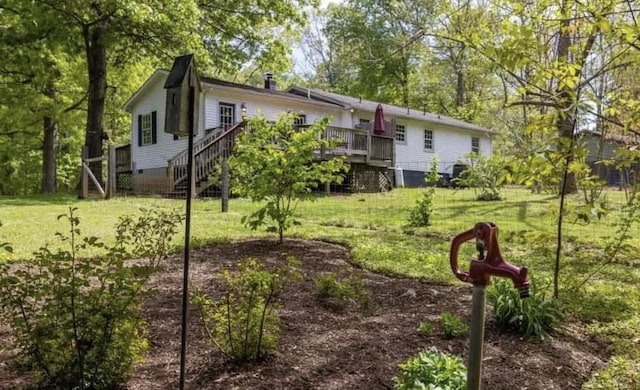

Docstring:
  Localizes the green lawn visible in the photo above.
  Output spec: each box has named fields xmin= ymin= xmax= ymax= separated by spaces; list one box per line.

xmin=0 ymin=187 xmax=638 ymax=387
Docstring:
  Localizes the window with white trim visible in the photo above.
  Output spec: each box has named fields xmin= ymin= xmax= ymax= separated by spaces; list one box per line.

xmin=471 ymin=136 xmax=480 ymax=154
xmin=219 ymin=103 xmax=235 ymax=129
xmin=424 ymin=129 xmax=433 ymax=151
xmin=294 ymin=114 xmax=307 ymax=125
xmin=141 ymin=113 xmax=152 ymax=145
xmin=395 ymin=124 xmax=406 ymax=143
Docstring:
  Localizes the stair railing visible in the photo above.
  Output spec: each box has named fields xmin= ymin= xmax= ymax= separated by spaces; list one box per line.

xmin=168 ymin=122 xmax=246 ymax=189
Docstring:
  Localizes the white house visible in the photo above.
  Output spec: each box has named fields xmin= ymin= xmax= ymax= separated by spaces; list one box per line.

xmin=121 ymin=64 xmax=495 ymax=195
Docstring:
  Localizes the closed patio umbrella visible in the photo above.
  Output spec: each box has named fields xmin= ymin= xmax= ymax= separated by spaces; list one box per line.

xmin=373 ymin=104 xmax=385 ymax=135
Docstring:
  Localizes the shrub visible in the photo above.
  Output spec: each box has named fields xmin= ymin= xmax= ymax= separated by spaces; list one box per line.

xmin=453 ymin=153 xmax=506 ymax=201
xmin=394 ymin=347 xmax=467 ymax=390
xmin=408 ymin=157 xmax=440 ymax=227
xmin=0 ymin=207 xmax=178 ymax=389
xmin=440 ymin=312 xmax=469 ymax=339
xmin=115 ymin=207 xmax=183 ymax=268
xmin=488 ymin=279 xmax=559 ymax=340
xmin=230 ymin=113 xmax=347 ymax=243
xmin=313 ymin=270 xmax=370 ymax=311
xmin=417 ymin=322 xmax=433 ymax=336
xmin=191 ymin=256 xmax=301 ymax=362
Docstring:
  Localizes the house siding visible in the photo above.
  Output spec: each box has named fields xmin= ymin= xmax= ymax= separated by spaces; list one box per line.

xmin=130 ymin=74 xmax=209 ymax=171
xmin=393 ymin=118 xmax=492 ymax=174
xmin=203 ymin=86 xmax=343 ymax=128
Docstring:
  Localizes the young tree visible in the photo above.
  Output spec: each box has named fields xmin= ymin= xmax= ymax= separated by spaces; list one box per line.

xmin=229 ymin=113 xmax=347 ymax=243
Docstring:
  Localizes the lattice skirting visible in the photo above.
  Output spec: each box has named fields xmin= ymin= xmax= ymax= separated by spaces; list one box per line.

xmin=349 ymin=165 xmax=392 ymax=193
xmin=116 ymin=171 xmax=133 ymax=192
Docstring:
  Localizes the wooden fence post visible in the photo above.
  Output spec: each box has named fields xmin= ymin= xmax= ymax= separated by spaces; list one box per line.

xmin=167 ymin=159 xmax=175 ymax=193
xmin=221 ymin=155 xmax=229 ymax=212
xmin=106 ymin=145 xmax=116 ymax=199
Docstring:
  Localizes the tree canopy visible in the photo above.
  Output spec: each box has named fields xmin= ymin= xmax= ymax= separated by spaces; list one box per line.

xmin=0 ymin=0 xmax=312 ymax=194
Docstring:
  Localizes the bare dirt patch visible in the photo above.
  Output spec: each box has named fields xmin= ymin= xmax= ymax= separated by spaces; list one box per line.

xmin=1 ymin=238 xmax=607 ymax=389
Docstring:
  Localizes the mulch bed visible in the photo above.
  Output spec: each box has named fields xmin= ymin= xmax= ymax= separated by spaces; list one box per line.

xmin=0 ymin=238 xmax=607 ymax=389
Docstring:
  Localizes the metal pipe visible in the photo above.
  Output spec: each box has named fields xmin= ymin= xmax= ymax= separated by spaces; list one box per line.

xmin=179 ymin=119 xmax=194 ymax=390
xmin=467 ymin=285 xmax=487 ymax=390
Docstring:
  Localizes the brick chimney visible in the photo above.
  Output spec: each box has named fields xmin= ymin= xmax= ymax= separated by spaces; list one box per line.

xmin=264 ymin=72 xmax=277 ymax=90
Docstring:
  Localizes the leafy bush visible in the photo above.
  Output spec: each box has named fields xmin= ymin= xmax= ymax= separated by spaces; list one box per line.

xmin=0 ymin=207 xmax=178 ymax=389
xmin=394 ymin=347 xmax=467 ymax=390
xmin=440 ymin=312 xmax=469 ymax=339
xmin=417 ymin=322 xmax=433 ymax=336
xmin=230 ymin=113 xmax=347 ymax=243
xmin=488 ymin=279 xmax=559 ymax=340
xmin=453 ymin=153 xmax=506 ymax=201
xmin=408 ymin=157 xmax=440 ymax=227
xmin=115 ymin=207 xmax=182 ymax=268
xmin=313 ymin=270 xmax=370 ymax=311
xmin=191 ymin=256 xmax=301 ymax=362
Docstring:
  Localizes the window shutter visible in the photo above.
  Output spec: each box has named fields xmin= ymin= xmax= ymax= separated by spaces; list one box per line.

xmin=137 ymin=115 xmax=143 ymax=147
xmin=151 ymin=111 xmax=157 ymax=144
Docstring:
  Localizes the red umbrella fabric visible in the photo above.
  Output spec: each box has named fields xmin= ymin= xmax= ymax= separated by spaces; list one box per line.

xmin=373 ymin=104 xmax=385 ymax=135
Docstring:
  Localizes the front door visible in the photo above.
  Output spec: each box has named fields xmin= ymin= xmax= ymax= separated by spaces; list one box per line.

xmin=219 ymin=103 xmax=235 ymax=129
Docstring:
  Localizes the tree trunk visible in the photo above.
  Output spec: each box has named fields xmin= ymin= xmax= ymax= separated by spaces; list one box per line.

xmin=456 ymin=70 xmax=464 ymax=108
xmin=555 ymin=3 xmax=577 ymax=194
xmin=42 ymin=80 xmax=57 ymax=193
xmin=83 ymin=20 xmax=109 ymax=190
xmin=42 ymin=115 xmax=57 ymax=193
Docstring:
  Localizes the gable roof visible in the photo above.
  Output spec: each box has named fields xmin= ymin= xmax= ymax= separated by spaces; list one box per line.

xmin=199 ymin=76 xmax=343 ymax=109
xmin=125 ymin=68 xmax=496 ymax=136
xmin=287 ymin=85 xmax=495 ymax=135
xmin=124 ymin=70 xmax=345 ymax=112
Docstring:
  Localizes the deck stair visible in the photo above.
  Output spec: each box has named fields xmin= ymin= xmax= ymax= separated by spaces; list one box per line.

xmin=167 ymin=122 xmax=246 ymax=197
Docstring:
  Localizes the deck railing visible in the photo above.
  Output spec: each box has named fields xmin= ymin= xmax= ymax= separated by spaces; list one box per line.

xmin=370 ymin=135 xmax=394 ymax=161
xmin=295 ymin=125 xmax=394 ymax=162
xmin=168 ymin=122 xmax=246 ymax=188
xmin=318 ymin=125 xmax=394 ymax=162
xmin=322 ymin=126 xmax=368 ymax=154
xmin=168 ymin=122 xmax=393 ymax=192
xmin=166 ymin=126 xmax=225 ymax=183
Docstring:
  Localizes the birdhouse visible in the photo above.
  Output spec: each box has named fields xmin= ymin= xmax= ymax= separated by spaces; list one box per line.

xmin=164 ymin=54 xmax=201 ymax=136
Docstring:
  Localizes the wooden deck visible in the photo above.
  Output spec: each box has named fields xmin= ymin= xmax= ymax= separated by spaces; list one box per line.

xmin=301 ymin=125 xmax=395 ymax=167
xmin=121 ymin=122 xmax=396 ymax=195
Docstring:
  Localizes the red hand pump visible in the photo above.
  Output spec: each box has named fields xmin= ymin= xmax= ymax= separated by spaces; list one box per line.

xmin=449 ymin=222 xmax=531 ymax=390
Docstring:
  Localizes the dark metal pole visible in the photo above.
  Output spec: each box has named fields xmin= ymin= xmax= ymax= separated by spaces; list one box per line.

xmin=467 ymin=285 xmax=487 ymax=390
xmin=179 ymin=125 xmax=194 ymax=390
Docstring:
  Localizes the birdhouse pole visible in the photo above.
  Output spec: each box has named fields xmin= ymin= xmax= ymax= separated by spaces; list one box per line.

xmin=163 ymin=54 xmax=201 ymax=390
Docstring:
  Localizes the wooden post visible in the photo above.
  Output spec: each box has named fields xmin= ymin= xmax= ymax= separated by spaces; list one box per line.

xmin=366 ymin=132 xmax=372 ymax=163
xmin=106 ymin=145 xmax=116 ymax=199
xmin=167 ymin=159 xmax=175 ymax=191
xmin=83 ymin=162 xmax=105 ymax=197
xmin=221 ymin=154 xmax=229 ymax=212
xmin=81 ymin=146 xmax=89 ymax=199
